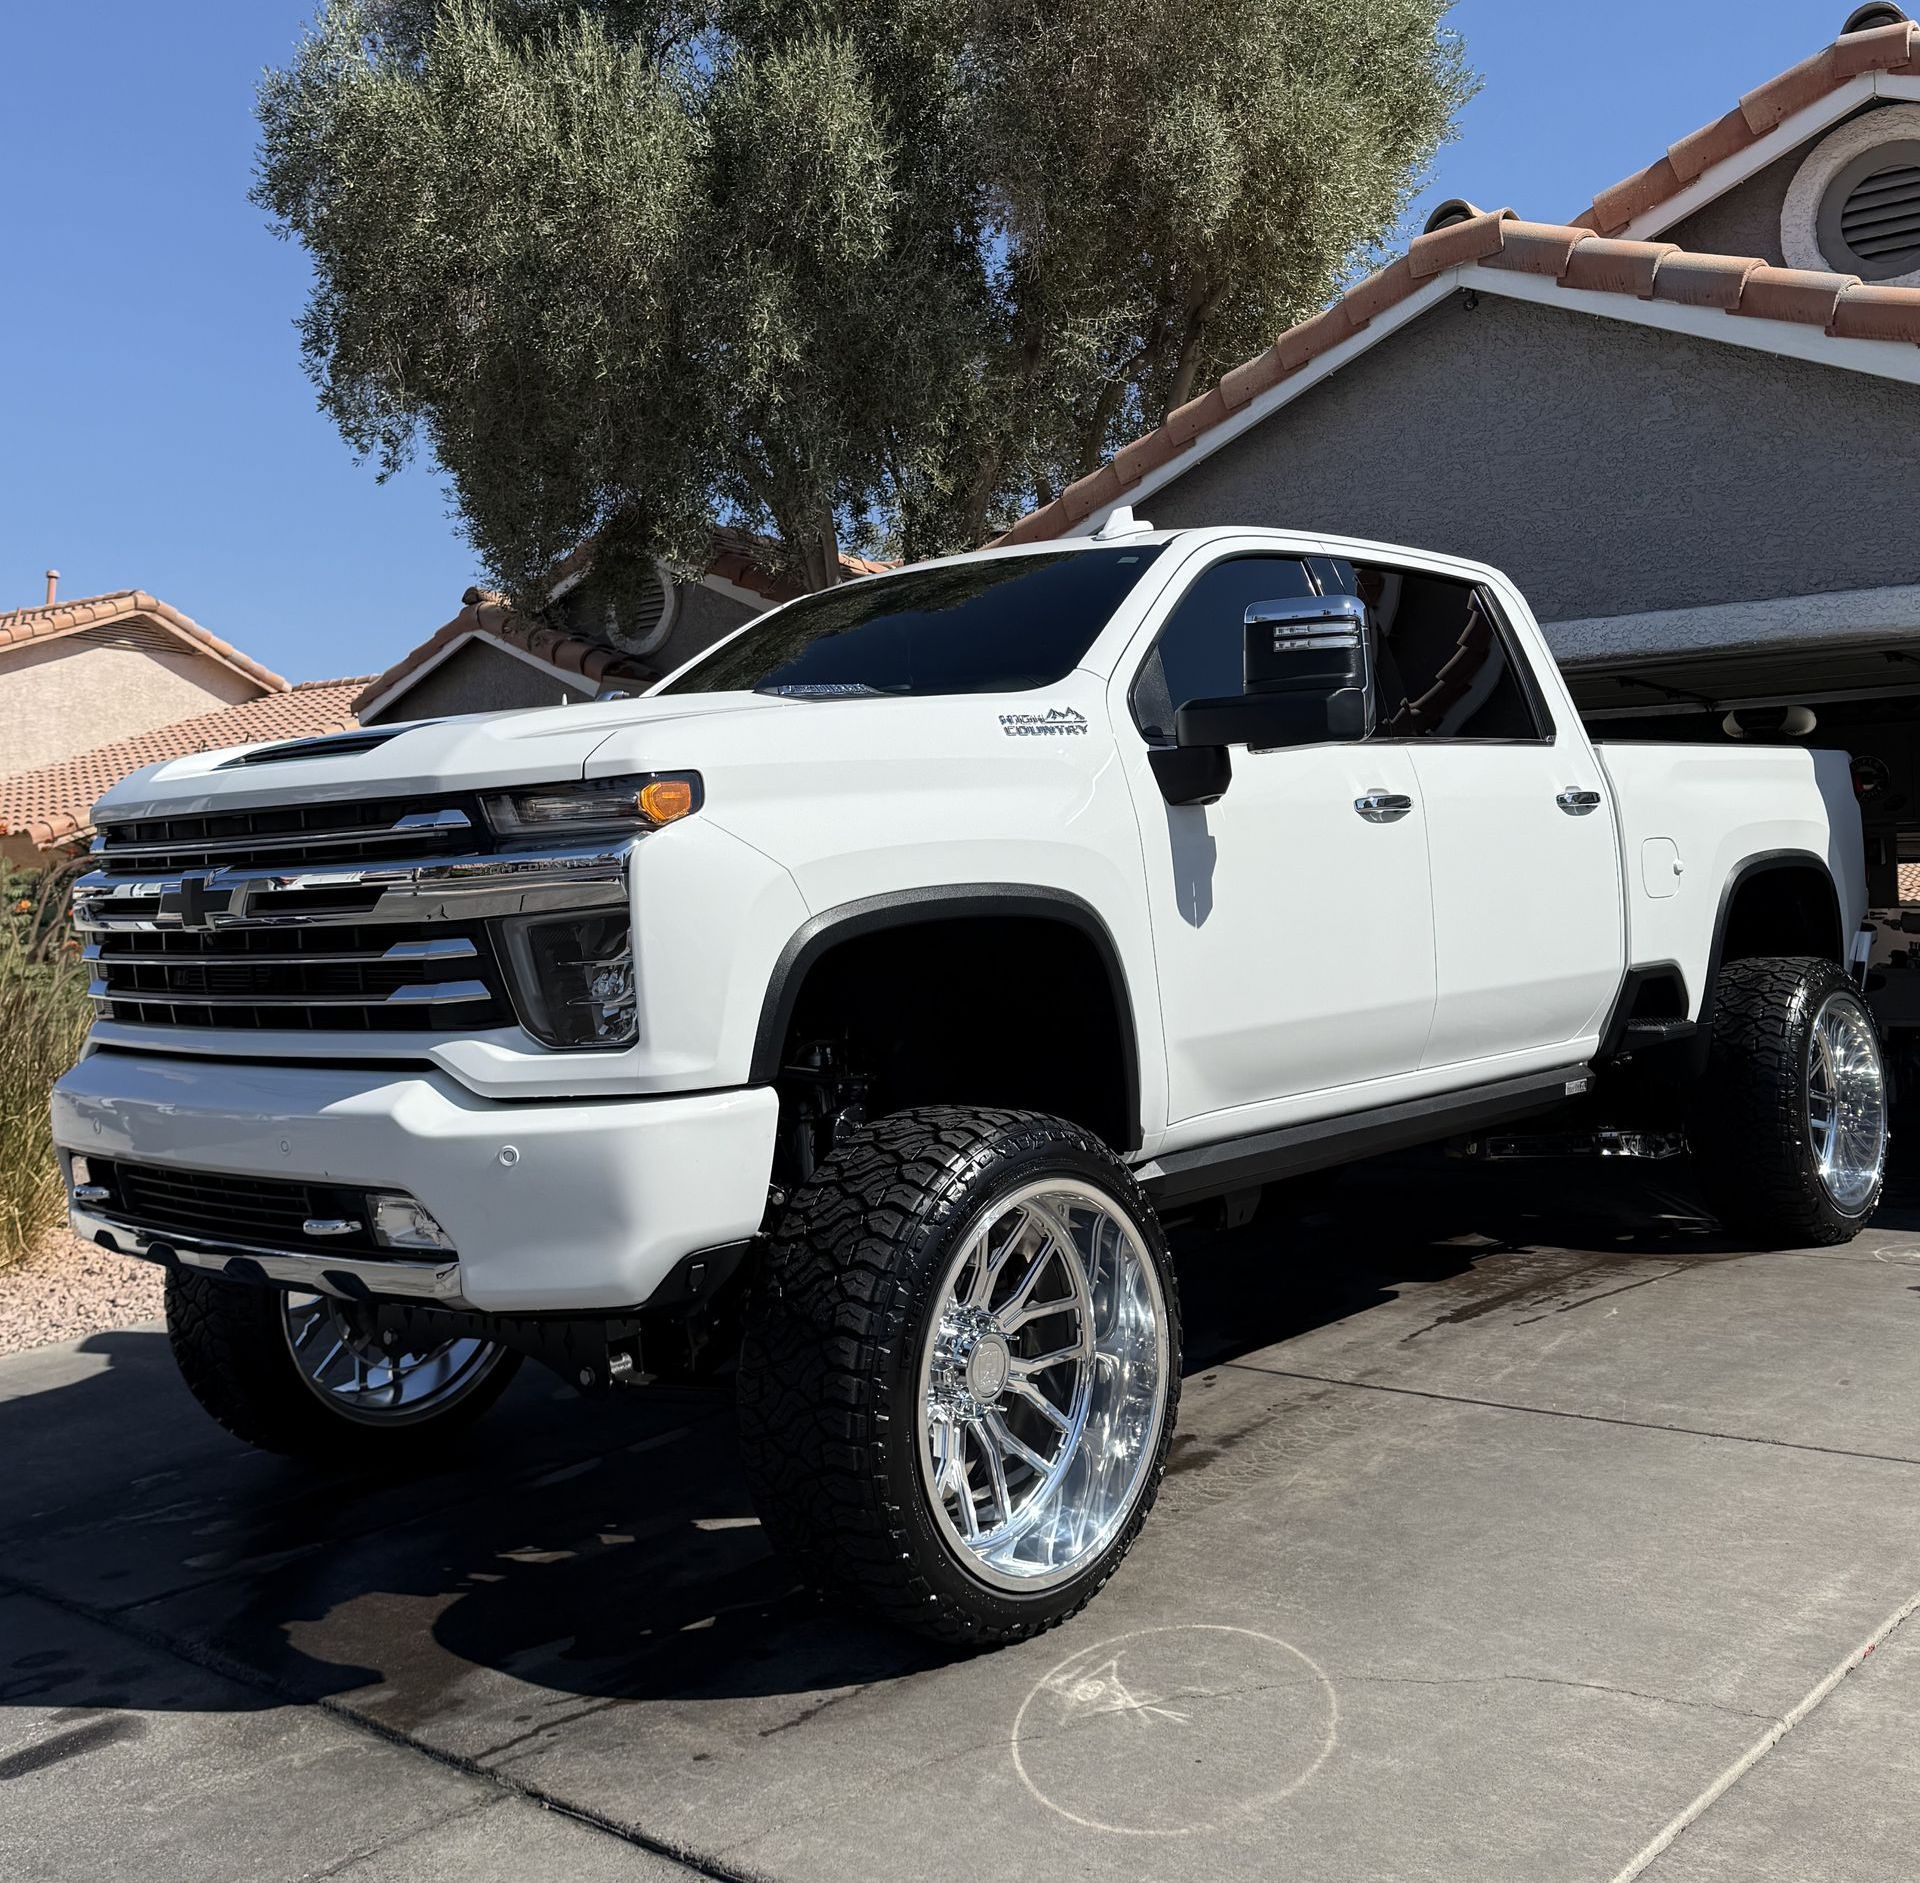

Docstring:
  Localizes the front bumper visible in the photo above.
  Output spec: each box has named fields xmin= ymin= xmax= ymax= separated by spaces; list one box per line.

xmin=52 ymin=1050 xmax=778 ymax=1313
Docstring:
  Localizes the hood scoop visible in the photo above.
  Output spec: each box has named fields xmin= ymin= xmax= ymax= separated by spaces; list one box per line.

xmin=220 ymin=721 xmax=439 ymax=769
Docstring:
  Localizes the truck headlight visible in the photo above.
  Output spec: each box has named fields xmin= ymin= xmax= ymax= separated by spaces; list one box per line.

xmin=499 ymin=912 xmax=638 ymax=1048
xmin=483 ymin=772 xmax=701 ymax=839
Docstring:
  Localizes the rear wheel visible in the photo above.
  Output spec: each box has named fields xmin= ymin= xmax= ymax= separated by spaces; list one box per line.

xmin=1690 ymin=956 xmax=1888 ymax=1248
xmin=165 ymin=1269 xmax=520 ymax=1462
xmin=737 ymin=1107 xmax=1179 ymax=1645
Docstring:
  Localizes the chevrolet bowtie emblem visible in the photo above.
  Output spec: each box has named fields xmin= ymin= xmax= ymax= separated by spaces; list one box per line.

xmin=158 ymin=874 xmax=238 ymax=930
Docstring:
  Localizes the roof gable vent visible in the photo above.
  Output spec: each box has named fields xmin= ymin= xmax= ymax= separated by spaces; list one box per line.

xmin=69 ymin=620 xmax=192 ymax=660
xmin=555 ymin=561 xmax=677 ymax=659
xmin=1838 ymin=154 xmax=1920 ymax=268
xmin=1784 ymin=104 xmax=1920 ymax=287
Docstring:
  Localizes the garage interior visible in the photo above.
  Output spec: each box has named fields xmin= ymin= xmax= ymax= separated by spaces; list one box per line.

xmin=1568 ymin=638 xmax=1920 ymax=1108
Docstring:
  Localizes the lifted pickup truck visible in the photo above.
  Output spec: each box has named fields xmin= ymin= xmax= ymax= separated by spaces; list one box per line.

xmin=54 ymin=520 xmax=1886 ymax=1644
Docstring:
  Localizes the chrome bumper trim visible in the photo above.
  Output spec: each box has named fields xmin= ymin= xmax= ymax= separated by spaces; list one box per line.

xmin=72 ymin=1205 xmax=468 ymax=1306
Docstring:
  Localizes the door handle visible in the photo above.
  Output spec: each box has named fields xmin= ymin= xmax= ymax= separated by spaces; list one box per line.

xmin=1354 ymin=790 xmax=1414 ymax=822
xmin=1556 ymin=788 xmax=1602 ymax=816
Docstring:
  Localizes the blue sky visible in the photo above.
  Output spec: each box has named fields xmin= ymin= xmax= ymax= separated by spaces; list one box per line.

xmin=0 ymin=1 xmax=1853 ymax=684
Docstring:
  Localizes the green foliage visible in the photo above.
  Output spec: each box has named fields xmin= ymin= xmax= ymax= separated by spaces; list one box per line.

xmin=258 ymin=0 xmax=1474 ymax=596
xmin=0 ymin=864 xmax=90 ymax=1272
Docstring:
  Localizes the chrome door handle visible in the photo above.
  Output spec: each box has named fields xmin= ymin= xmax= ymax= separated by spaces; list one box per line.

xmin=1556 ymin=788 xmax=1602 ymax=815
xmin=1354 ymin=790 xmax=1414 ymax=822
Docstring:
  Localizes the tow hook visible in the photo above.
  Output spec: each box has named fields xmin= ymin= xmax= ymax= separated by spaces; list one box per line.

xmin=576 ymin=1343 xmax=649 ymax=1394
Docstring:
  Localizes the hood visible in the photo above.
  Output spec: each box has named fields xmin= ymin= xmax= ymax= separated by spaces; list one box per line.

xmin=88 ymin=692 xmax=795 ymax=823
xmin=90 ymin=680 xmax=1110 ymax=826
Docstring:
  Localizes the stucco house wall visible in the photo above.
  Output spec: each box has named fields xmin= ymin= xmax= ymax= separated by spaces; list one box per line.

xmin=1660 ymin=99 xmax=1915 ymax=272
xmin=374 ymin=638 xmax=592 ymax=719
xmin=651 ymin=580 xmax=758 ymax=676
xmin=1143 ymin=289 xmax=1920 ymax=626
xmin=359 ymin=577 xmax=763 ymax=724
xmin=1660 ymin=146 xmax=1805 ymax=262
xmin=0 ymin=638 xmax=260 ymax=772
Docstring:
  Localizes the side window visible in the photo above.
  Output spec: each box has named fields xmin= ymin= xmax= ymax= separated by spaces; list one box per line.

xmin=1315 ymin=558 xmax=1546 ymax=742
xmin=1130 ymin=555 xmax=1316 ymax=742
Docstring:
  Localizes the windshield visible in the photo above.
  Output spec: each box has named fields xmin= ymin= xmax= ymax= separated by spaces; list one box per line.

xmin=659 ymin=545 xmax=1165 ymax=697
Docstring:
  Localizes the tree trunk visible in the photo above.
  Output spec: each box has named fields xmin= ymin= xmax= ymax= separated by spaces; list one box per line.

xmin=1075 ymin=376 xmax=1127 ymax=479
xmin=772 ymin=494 xmax=843 ymax=593
xmin=1162 ymin=281 xmax=1226 ymax=421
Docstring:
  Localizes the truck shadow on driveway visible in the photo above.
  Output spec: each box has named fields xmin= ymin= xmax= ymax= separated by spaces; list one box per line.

xmin=0 ymin=1151 xmax=1905 ymax=1741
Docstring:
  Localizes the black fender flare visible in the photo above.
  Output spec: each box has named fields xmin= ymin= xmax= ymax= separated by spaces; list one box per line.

xmin=1698 ymin=849 xmax=1844 ymax=1030
xmin=749 ymin=884 xmax=1145 ymax=1151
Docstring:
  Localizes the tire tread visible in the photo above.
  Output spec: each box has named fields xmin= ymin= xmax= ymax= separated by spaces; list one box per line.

xmin=737 ymin=1106 xmax=1179 ymax=1646
xmin=1691 ymin=955 xmax=1881 ymax=1248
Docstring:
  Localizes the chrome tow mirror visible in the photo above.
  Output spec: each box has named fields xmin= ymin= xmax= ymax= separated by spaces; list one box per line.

xmin=1151 ymin=594 xmax=1374 ymax=806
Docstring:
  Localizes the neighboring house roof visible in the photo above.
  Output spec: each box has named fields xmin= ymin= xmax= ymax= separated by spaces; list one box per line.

xmin=0 ymin=678 xmax=367 ymax=852
xmin=353 ymin=589 xmax=655 ymax=721
xmin=0 ymin=589 xmax=289 ymax=692
xmin=990 ymin=207 xmax=1920 ymax=547
xmin=1572 ymin=15 xmax=1920 ymax=238
xmin=355 ymin=532 xmax=894 ymax=720
xmin=706 ymin=527 xmax=893 ymax=601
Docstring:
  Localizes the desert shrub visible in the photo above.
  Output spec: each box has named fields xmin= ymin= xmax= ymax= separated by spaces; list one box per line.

xmin=1 ymin=862 xmax=90 ymax=1270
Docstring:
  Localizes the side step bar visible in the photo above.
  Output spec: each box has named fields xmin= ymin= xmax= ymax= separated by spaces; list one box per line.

xmin=1135 ymin=1065 xmax=1592 ymax=1208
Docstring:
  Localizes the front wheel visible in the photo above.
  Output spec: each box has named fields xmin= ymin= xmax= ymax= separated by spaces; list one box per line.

xmin=1690 ymin=956 xmax=1888 ymax=1248
xmin=737 ymin=1107 xmax=1180 ymax=1646
xmin=165 ymin=1269 xmax=520 ymax=1462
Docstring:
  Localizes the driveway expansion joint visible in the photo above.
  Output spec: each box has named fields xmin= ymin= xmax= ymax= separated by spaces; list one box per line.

xmin=0 ymin=1563 xmax=735 ymax=1883
xmin=1610 ymin=1586 xmax=1920 ymax=1883
xmin=1228 ymin=1364 xmax=1920 ymax=1469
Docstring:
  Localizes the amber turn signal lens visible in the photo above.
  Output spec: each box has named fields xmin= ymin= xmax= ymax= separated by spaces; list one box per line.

xmin=638 ymin=777 xmax=697 ymax=824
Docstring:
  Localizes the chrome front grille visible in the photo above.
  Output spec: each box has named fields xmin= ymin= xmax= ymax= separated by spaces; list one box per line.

xmin=86 ymin=923 xmax=511 ymax=1031
xmin=76 ymin=796 xmax=635 ymax=1042
xmin=92 ymin=798 xmax=482 ymax=874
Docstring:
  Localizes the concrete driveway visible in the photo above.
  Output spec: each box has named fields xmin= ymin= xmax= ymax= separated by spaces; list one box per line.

xmin=4 ymin=1149 xmax=1918 ymax=1883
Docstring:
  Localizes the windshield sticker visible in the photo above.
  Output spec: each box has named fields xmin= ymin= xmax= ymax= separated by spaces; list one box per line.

xmin=1000 ymin=707 xmax=1089 ymax=738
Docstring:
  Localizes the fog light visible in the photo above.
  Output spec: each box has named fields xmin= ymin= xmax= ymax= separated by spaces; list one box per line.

xmin=367 ymin=1193 xmax=454 ymax=1252
xmin=68 ymin=1154 xmax=108 ymax=1204
xmin=499 ymin=912 xmax=638 ymax=1048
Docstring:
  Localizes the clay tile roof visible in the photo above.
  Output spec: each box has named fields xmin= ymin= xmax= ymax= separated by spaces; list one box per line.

xmin=1574 ymin=18 xmax=1920 ymax=236
xmin=0 ymin=678 xmax=368 ymax=852
xmin=351 ymin=594 xmax=657 ymax=719
xmin=356 ymin=533 xmax=896 ymax=718
xmin=988 ymin=206 xmax=1920 ymax=548
xmin=1831 ymin=278 xmax=1920 ymax=338
xmin=0 ymin=590 xmax=288 ymax=692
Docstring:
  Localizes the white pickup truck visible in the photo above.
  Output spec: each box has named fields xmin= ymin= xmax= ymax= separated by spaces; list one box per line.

xmin=53 ymin=519 xmax=1886 ymax=1645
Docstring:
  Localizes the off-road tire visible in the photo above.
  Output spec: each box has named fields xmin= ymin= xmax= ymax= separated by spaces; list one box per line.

xmin=1690 ymin=956 xmax=1886 ymax=1248
xmin=165 ymin=1269 xmax=520 ymax=1463
xmin=736 ymin=1106 xmax=1181 ymax=1646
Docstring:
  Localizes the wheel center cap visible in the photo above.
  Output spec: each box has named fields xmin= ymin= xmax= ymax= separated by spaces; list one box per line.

xmin=931 ymin=1307 xmax=1012 ymax=1415
xmin=966 ymin=1332 xmax=1011 ymax=1402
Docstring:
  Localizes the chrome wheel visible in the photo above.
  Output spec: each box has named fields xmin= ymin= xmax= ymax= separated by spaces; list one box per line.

xmin=1807 ymin=991 xmax=1887 ymax=1213
xmin=281 ymin=1292 xmax=507 ymax=1426
xmin=916 ymin=1178 xmax=1169 ymax=1593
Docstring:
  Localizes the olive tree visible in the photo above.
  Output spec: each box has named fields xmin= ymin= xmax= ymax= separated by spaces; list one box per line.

xmin=257 ymin=0 xmax=1473 ymax=602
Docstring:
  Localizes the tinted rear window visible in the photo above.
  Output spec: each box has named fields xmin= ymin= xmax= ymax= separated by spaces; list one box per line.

xmin=660 ymin=547 xmax=1165 ymax=697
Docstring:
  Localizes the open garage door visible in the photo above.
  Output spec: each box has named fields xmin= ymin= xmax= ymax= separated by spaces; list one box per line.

xmin=1561 ymin=633 xmax=1920 ymax=1097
